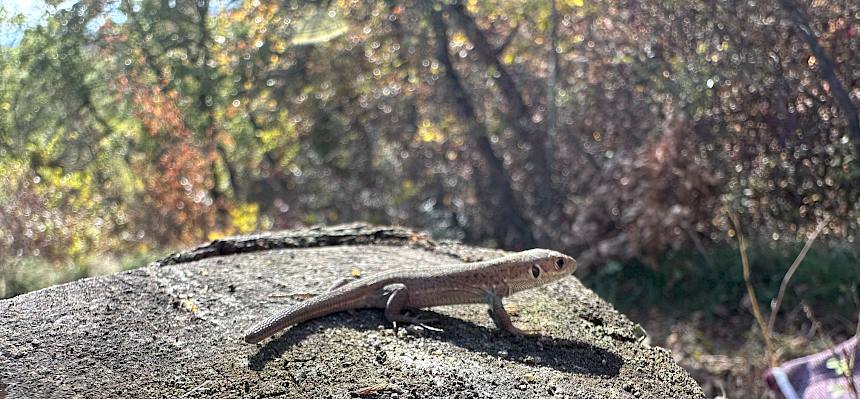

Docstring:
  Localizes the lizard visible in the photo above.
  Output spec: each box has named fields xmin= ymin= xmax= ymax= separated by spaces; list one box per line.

xmin=243 ymin=248 xmax=576 ymax=344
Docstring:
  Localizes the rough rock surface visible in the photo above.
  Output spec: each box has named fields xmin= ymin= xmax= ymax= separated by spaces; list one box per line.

xmin=0 ymin=224 xmax=704 ymax=398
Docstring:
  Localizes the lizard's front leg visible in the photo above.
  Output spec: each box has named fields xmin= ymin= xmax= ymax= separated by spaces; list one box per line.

xmin=485 ymin=292 xmax=526 ymax=336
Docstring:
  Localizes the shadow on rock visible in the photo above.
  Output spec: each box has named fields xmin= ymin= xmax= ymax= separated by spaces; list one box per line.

xmin=248 ymin=310 xmax=622 ymax=377
xmin=431 ymin=313 xmax=623 ymax=377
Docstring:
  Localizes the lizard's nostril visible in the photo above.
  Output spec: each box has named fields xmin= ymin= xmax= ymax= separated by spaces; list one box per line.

xmin=555 ymin=258 xmax=565 ymax=269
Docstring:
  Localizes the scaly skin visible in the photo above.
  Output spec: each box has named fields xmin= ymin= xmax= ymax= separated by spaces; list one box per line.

xmin=244 ymin=249 xmax=577 ymax=344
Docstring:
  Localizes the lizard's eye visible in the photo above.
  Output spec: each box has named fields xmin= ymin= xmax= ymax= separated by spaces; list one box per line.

xmin=555 ymin=258 xmax=565 ymax=269
xmin=530 ymin=264 xmax=541 ymax=279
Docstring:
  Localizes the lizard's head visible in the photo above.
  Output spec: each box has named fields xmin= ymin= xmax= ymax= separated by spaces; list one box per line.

xmin=503 ymin=249 xmax=577 ymax=293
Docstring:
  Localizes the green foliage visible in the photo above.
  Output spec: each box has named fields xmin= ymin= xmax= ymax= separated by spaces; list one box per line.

xmin=1 ymin=0 xmax=859 ymax=299
xmin=0 ymin=249 xmax=162 ymax=299
xmin=0 ymin=257 xmax=87 ymax=299
xmin=585 ymin=239 xmax=860 ymax=325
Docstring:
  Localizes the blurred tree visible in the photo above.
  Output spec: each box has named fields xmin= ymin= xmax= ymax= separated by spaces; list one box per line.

xmin=1 ymin=0 xmax=857 ymax=266
xmin=431 ymin=7 xmax=535 ymax=248
xmin=777 ymin=0 xmax=860 ymax=158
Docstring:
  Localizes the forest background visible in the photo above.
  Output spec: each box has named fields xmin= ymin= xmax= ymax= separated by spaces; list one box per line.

xmin=1 ymin=0 xmax=859 ymax=396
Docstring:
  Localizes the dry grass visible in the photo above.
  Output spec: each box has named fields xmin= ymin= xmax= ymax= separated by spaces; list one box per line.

xmin=585 ymin=233 xmax=859 ymax=398
xmin=628 ymin=307 xmax=855 ymax=398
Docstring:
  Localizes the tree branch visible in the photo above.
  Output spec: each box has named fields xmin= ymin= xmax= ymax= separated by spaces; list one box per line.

xmin=493 ymin=24 xmax=519 ymax=57
xmin=431 ymin=9 xmax=536 ymax=248
xmin=447 ymin=3 xmax=536 ymax=136
xmin=778 ymin=0 xmax=860 ymax=157
xmin=546 ymin=0 xmax=559 ymax=145
xmin=445 ymin=2 xmax=558 ymax=210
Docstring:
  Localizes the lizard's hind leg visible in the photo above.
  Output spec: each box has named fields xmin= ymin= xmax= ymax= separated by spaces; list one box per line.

xmin=382 ymin=284 xmax=441 ymax=332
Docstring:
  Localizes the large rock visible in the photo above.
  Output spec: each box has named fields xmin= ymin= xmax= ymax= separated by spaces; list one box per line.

xmin=0 ymin=224 xmax=703 ymax=398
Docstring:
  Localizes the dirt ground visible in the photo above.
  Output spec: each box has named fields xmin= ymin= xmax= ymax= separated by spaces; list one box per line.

xmin=633 ymin=311 xmax=770 ymax=398
xmin=0 ymin=225 xmax=703 ymax=398
xmin=630 ymin=308 xmax=857 ymax=398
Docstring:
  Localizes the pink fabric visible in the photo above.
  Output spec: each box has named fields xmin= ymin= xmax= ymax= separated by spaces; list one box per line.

xmin=764 ymin=336 xmax=859 ymax=399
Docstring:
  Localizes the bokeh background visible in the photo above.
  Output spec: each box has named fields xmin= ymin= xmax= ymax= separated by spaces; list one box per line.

xmin=1 ymin=0 xmax=858 ymax=396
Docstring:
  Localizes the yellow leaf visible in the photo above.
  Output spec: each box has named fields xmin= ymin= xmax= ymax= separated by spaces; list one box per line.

xmin=450 ymin=32 xmax=468 ymax=47
xmin=207 ymin=231 xmax=226 ymax=241
xmin=417 ymin=120 xmax=444 ymax=143
xmin=181 ymin=298 xmax=200 ymax=313
xmin=229 ymin=203 xmax=260 ymax=234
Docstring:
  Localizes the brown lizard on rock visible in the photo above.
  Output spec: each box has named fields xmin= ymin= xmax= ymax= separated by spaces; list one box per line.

xmin=244 ymin=249 xmax=576 ymax=344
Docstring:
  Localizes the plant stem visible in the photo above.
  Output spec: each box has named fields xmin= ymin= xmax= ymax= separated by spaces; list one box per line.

xmin=729 ymin=211 xmax=776 ymax=367
xmin=766 ymin=217 xmax=829 ymax=339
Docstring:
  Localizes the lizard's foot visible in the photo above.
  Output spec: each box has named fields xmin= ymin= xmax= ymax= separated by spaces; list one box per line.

xmin=500 ymin=324 xmax=538 ymax=337
xmin=389 ymin=313 xmax=443 ymax=332
xmin=486 ymin=309 xmax=531 ymax=336
xmin=504 ymin=325 xmax=527 ymax=336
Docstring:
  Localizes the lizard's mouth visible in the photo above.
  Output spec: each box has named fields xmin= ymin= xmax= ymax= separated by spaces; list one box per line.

xmin=509 ymin=274 xmax=566 ymax=292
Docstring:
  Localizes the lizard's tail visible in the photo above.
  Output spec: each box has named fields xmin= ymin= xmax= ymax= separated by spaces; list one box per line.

xmin=243 ymin=287 xmax=369 ymax=344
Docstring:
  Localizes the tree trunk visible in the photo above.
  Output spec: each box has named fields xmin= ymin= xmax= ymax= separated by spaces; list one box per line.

xmin=446 ymin=3 xmax=557 ymax=207
xmin=430 ymin=10 xmax=536 ymax=249
xmin=778 ymin=0 xmax=860 ymax=158
xmin=546 ymin=0 xmax=559 ymax=147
